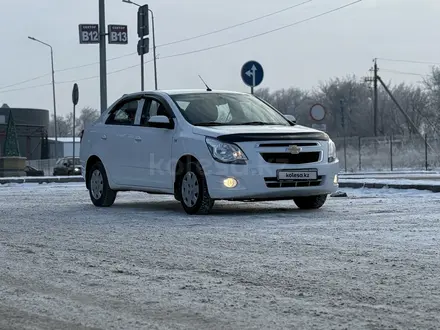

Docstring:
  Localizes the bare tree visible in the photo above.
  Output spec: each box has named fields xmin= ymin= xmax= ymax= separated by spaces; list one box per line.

xmin=78 ymin=107 xmax=100 ymax=132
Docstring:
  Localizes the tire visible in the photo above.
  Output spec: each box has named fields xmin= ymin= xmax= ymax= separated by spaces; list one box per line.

xmin=88 ymin=161 xmax=117 ymax=207
xmin=179 ymin=161 xmax=214 ymax=215
xmin=293 ymin=194 xmax=327 ymax=210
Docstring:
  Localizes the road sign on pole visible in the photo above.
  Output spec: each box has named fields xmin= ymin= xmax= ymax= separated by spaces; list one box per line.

xmin=72 ymin=83 xmax=79 ymax=106
xmin=137 ymin=38 xmax=150 ymax=56
xmin=310 ymin=103 xmax=326 ymax=121
xmin=137 ymin=5 xmax=149 ymax=38
xmin=78 ymin=24 xmax=99 ymax=44
xmin=108 ymin=25 xmax=128 ymax=44
xmin=241 ymin=60 xmax=264 ymax=94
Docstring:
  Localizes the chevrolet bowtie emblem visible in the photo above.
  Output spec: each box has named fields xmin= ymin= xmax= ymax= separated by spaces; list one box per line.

xmin=287 ymin=145 xmax=302 ymax=154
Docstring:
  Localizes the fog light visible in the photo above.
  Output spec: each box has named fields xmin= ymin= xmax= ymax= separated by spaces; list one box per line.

xmin=223 ymin=178 xmax=237 ymax=188
xmin=333 ymin=175 xmax=339 ymax=184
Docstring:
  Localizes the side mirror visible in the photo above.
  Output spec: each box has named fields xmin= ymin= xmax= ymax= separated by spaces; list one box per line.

xmin=148 ymin=115 xmax=173 ymax=129
xmin=63 ymin=163 xmax=68 ymax=167
xmin=284 ymin=114 xmax=297 ymax=124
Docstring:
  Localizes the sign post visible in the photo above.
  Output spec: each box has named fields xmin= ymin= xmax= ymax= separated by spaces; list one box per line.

xmin=137 ymin=4 xmax=150 ymax=91
xmin=72 ymin=83 xmax=79 ymax=167
xmin=108 ymin=25 xmax=128 ymax=44
xmin=241 ymin=60 xmax=264 ymax=94
xmin=79 ymin=6 xmax=128 ymax=114
xmin=310 ymin=103 xmax=327 ymax=132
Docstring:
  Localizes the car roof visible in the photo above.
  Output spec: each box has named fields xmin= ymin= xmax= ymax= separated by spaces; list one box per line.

xmin=122 ymin=89 xmax=247 ymax=98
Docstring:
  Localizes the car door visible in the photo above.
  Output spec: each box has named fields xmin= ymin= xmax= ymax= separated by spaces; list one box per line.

xmin=101 ymin=97 xmax=144 ymax=187
xmin=131 ymin=96 xmax=175 ymax=190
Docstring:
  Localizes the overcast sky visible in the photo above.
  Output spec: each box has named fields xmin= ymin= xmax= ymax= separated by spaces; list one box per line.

xmin=0 ymin=0 xmax=439 ymax=117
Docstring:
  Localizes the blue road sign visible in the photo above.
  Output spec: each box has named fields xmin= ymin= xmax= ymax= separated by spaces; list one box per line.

xmin=241 ymin=60 xmax=264 ymax=88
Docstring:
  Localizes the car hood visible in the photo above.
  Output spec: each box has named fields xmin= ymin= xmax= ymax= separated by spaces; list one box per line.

xmin=192 ymin=124 xmax=326 ymax=138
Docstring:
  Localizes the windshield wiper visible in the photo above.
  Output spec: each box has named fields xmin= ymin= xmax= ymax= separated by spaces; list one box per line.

xmin=235 ymin=121 xmax=278 ymax=126
xmin=194 ymin=122 xmax=229 ymax=126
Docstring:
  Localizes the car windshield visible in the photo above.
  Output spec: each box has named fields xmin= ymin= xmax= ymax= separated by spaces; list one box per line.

xmin=67 ymin=158 xmax=80 ymax=166
xmin=169 ymin=92 xmax=292 ymax=126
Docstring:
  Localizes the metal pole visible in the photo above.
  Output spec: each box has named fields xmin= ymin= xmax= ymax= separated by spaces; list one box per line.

xmin=251 ymin=86 xmax=254 ymax=95
xmin=425 ymin=134 xmax=428 ymax=171
xmin=141 ymin=53 xmax=145 ymax=91
xmin=373 ymin=58 xmax=378 ymax=136
xmin=358 ymin=136 xmax=361 ymax=172
xmin=73 ymin=104 xmax=76 ymax=169
xmin=390 ymin=135 xmax=393 ymax=171
xmin=99 ymin=0 xmax=107 ymax=114
xmin=149 ymin=9 xmax=158 ymax=90
xmin=50 ymin=47 xmax=58 ymax=160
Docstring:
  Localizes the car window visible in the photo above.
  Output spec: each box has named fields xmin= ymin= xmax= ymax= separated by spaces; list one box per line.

xmin=140 ymin=99 xmax=170 ymax=126
xmin=106 ymin=99 xmax=139 ymax=125
xmin=169 ymin=93 xmax=291 ymax=126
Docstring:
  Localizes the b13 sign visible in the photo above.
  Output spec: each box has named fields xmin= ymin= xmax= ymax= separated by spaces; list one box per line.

xmin=108 ymin=25 xmax=128 ymax=44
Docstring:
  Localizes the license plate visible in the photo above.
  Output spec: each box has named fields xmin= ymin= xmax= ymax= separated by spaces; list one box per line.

xmin=277 ymin=170 xmax=317 ymax=181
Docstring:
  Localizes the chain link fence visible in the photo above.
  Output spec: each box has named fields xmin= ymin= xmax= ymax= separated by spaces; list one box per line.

xmin=333 ymin=134 xmax=440 ymax=172
xmin=26 ymin=159 xmax=57 ymax=176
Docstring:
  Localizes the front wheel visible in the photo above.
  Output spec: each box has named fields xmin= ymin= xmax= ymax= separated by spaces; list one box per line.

xmin=293 ymin=194 xmax=327 ymax=210
xmin=179 ymin=162 xmax=214 ymax=215
xmin=88 ymin=161 xmax=117 ymax=207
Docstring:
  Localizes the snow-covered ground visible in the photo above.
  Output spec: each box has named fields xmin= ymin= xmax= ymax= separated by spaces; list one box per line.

xmin=1 ymin=183 xmax=440 ymax=329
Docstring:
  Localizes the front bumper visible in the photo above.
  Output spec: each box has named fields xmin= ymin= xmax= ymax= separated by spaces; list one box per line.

xmin=204 ymin=160 xmax=340 ymax=200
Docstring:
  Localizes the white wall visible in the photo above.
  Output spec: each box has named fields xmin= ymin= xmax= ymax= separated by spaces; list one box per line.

xmin=63 ymin=142 xmax=81 ymax=157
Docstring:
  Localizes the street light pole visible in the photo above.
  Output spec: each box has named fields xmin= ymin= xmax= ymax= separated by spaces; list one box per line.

xmin=99 ymin=0 xmax=108 ymax=113
xmin=122 ymin=0 xmax=158 ymax=89
xmin=149 ymin=8 xmax=158 ymax=90
xmin=28 ymin=36 xmax=58 ymax=160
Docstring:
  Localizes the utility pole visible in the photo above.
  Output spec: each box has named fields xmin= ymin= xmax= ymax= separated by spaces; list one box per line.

xmin=373 ymin=58 xmax=378 ymax=136
xmin=99 ymin=0 xmax=107 ymax=113
xmin=364 ymin=58 xmax=379 ymax=136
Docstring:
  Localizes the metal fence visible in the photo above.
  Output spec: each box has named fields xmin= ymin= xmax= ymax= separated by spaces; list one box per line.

xmin=25 ymin=135 xmax=440 ymax=175
xmin=26 ymin=158 xmax=57 ymax=176
xmin=333 ymin=134 xmax=440 ymax=172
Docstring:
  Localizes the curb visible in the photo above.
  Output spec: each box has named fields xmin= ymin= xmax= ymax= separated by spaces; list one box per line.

xmin=0 ymin=176 xmax=84 ymax=185
xmin=339 ymin=182 xmax=440 ymax=193
xmin=1 ymin=177 xmax=440 ymax=193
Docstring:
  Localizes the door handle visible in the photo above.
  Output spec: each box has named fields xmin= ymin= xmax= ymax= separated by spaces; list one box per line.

xmin=101 ymin=135 xmax=107 ymax=140
xmin=135 ymin=136 xmax=142 ymax=142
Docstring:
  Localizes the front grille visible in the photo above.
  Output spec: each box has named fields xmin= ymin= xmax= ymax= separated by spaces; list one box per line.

xmin=264 ymin=176 xmax=323 ymax=188
xmin=258 ymin=142 xmax=319 ymax=147
xmin=260 ymin=152 xmax=320 ymax=164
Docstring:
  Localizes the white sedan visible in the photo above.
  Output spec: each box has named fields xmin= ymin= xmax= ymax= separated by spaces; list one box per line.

xmin=80 ymin=89 xmax=339 ymax=214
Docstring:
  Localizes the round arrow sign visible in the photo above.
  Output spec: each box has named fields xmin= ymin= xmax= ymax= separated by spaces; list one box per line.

xmin=72 ymin=83 xmax=79 ymax=106
xmin=310 ymin=103 xmax=326 ymax=121
xmin=241 ymin=60 xmax=264 ymax=88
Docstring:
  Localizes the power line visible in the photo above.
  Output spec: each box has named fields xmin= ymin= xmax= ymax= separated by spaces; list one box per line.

xmin=377 ymin=57 xmax=440 ymax=66
xmin=156 ymin=0 xmax=312 ymax=48
xmin=159 ymin=0 xmax=363 ymax=60
xmin=37 ymin=0 xmax=312 ymax=77
xmin=0 ymin=73 xmax=51 ymax=90
xmin=380 ymin=68 xmax=427 ymax=77
xmin=0 ymin=60 xmax=154 ymax=94
xmin=0 ymin=1 xmax=361 ymax=94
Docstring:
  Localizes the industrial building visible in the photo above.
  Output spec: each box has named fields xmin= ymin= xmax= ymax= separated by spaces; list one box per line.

xmin=0 ymin=104 xmax=49 ymax=160
xmin=48 ymin=137 xmax=81 ymax=158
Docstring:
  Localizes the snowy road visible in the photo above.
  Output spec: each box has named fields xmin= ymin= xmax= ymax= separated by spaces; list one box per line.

xmin=0 ymin=183 xmax=439 ymax=330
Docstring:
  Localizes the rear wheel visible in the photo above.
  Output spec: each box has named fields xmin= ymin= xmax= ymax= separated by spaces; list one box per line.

xmin=293 ymin=194 xmax=327 ymax=210
xmin=88 ymin=161 xmax=117 ymax=207
xmin=179 ymin=162 xmax=214 ymax=215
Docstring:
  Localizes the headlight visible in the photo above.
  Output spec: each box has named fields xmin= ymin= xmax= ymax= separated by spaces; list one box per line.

xmin=328 ymin=139 xmax=337 ymax=163
xmin=74 ymin=168 xmax=80 ymax=172
xmin=205 ymin=137 xmax=248 ymax=164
